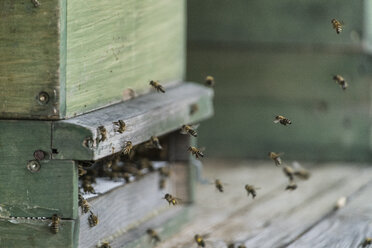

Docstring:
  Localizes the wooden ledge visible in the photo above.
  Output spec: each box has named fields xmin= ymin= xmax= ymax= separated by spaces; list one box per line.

xmin=52 ymin=83 xmax=214 ymax=161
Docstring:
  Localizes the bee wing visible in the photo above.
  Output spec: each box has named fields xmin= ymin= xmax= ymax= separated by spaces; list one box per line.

xmin=192 ymin=124 xmax=200 ymax=129
xmin=255 ymin=187 xmax=261 ymax=190
xmin=180 ymin=129 xmax=188 ymax=134
xmin=273 ymin=119 xmax=280 ymax=123
xmin=199 ymin=147 xmax=206 ymax=152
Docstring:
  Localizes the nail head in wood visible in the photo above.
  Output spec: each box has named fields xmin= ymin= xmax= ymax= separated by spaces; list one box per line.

xmin=27 ymin=160 xmax=41 ymax=173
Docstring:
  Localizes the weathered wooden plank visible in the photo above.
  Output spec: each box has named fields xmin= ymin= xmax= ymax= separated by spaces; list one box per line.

xmin=52 ymin=83 xmax=214 ymax=160
xmin=0 ymin=218 xmax=78 ymax=248
xmin=160 ymin=161 xmax=372 ymax=248
xmin=66 ymin=0 xmax=185 ymax=118
xmin=0 ymin=0 xmax=63 ymax=119
xmin=78 ymin=163 xmax=188 ymax=248
xmin=187 ymin=46 xmax=371 ymax=161
xmin=0 ymin=121 xmax=78 ymax=219
xmin=188 ymin=0 xmax=364 ymax=46
xmin=288 ymin=181 xmax=372 ymax=248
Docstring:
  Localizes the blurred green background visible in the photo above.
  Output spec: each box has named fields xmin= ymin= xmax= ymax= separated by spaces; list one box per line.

xmin=186 ymin=0 xmax=372 ymax=162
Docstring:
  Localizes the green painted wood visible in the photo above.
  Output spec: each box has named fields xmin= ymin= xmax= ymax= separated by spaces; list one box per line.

xmin=0 ymin=0 xmax=185 ymax=120
xmin=0 ymin=0 xmax=63 ymax=119
xmin=0 ymin=121 xmax=78 ymax=219
xmin=188 ymin=0 xmax=364 ymax=46
xmin=52 ymin=83 xmax=214 ymax=161
xmin=187 ymin=46 xmax=372 ymax=161
xmin=0 ymin=218 xmax=78 ymax=248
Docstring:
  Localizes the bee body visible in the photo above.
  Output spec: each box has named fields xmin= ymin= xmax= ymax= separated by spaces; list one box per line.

xmin=331 ymin=19 xmax=343 ymax=34
xmin=285 ymin=182 xmax=298 ymax=191
xmin=88 ymin=211 xmax=99 ymax=227
xmin=283 ymin=165 xmax=295 ymax=182
xmin=78 ymin=194 xmax=90 ymax=214
xmin=215 ymin=179 xmax=224 ymax=192
xmin=188 ymin=146 xmax=204 ymax=159
xmin=97 ymin=126 xmax=107 ymax=142
xmin=98 ymin=242 xmax=111 ymax=248
xmin=146 ymin=136 xmax=163 ymax=150
xmin=333 ymin=75 xmax=348 ymax=90
xmin=245 ymin=184 xmax=259 ymax=199
xmin=361 ymin=237 xmax=372 ymax=247
xmin=181 ymin=125 xmax=198 ymax=137
xmin=274 ymin=115 xmax=291 ymax=126
xmin=146 ymin=228 xmax=161 ymax=244
xmin=113 ymin=120 xmax=126 ymax=133
xmin=163 ymin=193 xmax=180 ymax=206
xmin=150 ymin=80 xmax=165 ymax=93
xmin=122 ymin=141 xmax=133 ymax=156
xmin=194 ymin=234 xmax=206 ymax=247
xmin=50 ymin=214 xmax=60 ymax=234
xmin=82 ymin=181 xmax=96 ymax=194
xmin=78 ymin=164 xmax=87 ymax=177
xmin=205 ymin=76 xmax=215 ymax=87
xmin=190 ymin=103 xmax=199 ymax=115
xmin=268 ymin=152 xmax=282 ymax=166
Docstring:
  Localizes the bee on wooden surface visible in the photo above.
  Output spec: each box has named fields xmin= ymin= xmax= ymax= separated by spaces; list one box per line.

xmin=285 ymin=182 xmax=298 ymax=191
xmin=194 ymin=234 xmax=206 ymax=247
xmin=149 ymin=80 xmax=165 ymax=93
xmin=331 ymin=19 xmax=343 ymax=34
xmin=31 ymin=0 xmax=40 ymax=7
xmin=283 ymin=165 xmax=295 ymax=182
xmin=97 ymin=126 xmax=107 ymax=142
xmin=245 ymin=184 xmax=260 ymax=199
xmin=113 ymin=120 xmax=126 ymax=133
xmin=146 ymin=228 xmax=161 ymax=245
xmin=98 ymin=242 xmax=111 ymax=248
xmin=268 ymin=152 xmax=283 ymax=166
xmin=78 ymin=193 xmax=90 ymax=214
xmin=82 ymin=181 xmax=96 ymax=194
xmin=163 ymin=193 xmax=181 ymax=206
xmin=159 ymin=177 xmax=167 ymax=189
xmin=88 ymin=211 xmax=99 ymax=227
xmin=274 ymin=115 xmax=291 ymax=126
xmin=214 ymin=179 xmax=224 ymax=193
xmin=333 ymin=75 xmax=348 ymax=90
xmin=146 ymin=136 xmax=163 ymax=150
xmin=180 ymin=124 xmax=198 ymax=137
xmin=50 ymin=214 xmax=60 ymax=234
xmin=122 ymin=141 xmax=133 ymax=156
xmin=190 ymin=103 xmax=199 ymax=115
xmin=292 ymin=161 xmax=311 ymax=180
xmin=188 ymin=146 xmax=204 ymax=159
xmin=360 ymin=237 xmax=372 ymax=247
xmin=78 ymin=164 xmax=87 ymax=177
xmin=205 ymin=75 xmax=215 ymax=87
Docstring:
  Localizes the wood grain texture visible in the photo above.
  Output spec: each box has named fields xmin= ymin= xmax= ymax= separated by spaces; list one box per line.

xmin=52 ymin=83 xmax=214 ymax=160
xmin=0 ymin=218 xmax=78 ymax=248
xmin=65 ymin=0 xmax=186 ymax=118
xmin=288 ymin=181 xmax=372 ymax=248
xmin=187 ymin=46 xmax=372 ymax=161
xmin=78 ymin=165 xmax=188 ymax=248
xmin=0 ymin=121 xmax=78 ymax=219
xmin=0 ymin=0 xmax=63 ymax=119
xmin=188 ymin=0 xmax=364 ymax=46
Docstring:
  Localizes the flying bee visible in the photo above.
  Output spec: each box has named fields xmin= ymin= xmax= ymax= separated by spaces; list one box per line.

xmin=113 ymin=120 xmax=126 ymax=133
xmin=146 ymin=136 xmax=163 ymax=150
xmin=268 ymin=152 xmax=283 ymax=166
xmin=78 ymin=164 xmax=87 ymax=177
xmin=163 ymin=193 xmax=181 ymax=206
xmin=285 ymin=182 xmax=298 ymax=191
xmin=88 ymin=211 xmax=99 ymax=227
xmin=146 ymin=228 xmax=161 ymax=245
xmin=205 ymin=75 xmax=215 ymax=87
xmin=149 ymin=80 xmax=165 ymax=93
xmin=333 ymin=75 xmax=348 ymax=90
xmin=331 ymin=18 xmax=343 ymax=34
xmin=190 ymin=103 xmax=199 ymax=115
xmin=360 ymin=238 xmax=372 ymax=247
xmin=78 ymin=193 xmax=90 ymax=214
xmin=82 ymin=180 xmax=96 ymax=194
xmin=283 ymin=165 xmax=295 ymax=182
xmin=194 ymin=234 xmax=206 ymax=247
xmin=31 ymin=0 xmax=40 ymax=7
xmin=188 ymin=146 xmax=204 ymax=159
xmin=159 ymin=177 xmax=167 ymax=189
xmin=214 ymin=179 xmax=224 ymax=193
xmin=98 ymin=242 xmax=111 ymax=248
xmin=122 ymin=141 xmax=133 ymax=156
xmin=180 ymin=124 xmax=198 ymax=137
xmin=274 ymin=115 xmax=291 ymax=126
xmin=50 ymin=214 xmax=60 ymax=234
xmin=97 ymin=126 xmax=107 ymax=142
xmin=245 ymin=184 xmax=260 ymax=199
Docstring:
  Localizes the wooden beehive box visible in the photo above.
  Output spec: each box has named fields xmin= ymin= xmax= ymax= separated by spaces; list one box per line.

xmin=0 ymin=0 xmax=185 ymax=119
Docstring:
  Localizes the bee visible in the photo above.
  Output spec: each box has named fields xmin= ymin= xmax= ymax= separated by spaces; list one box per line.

xmin=50 ymin=214 xmax=60 ymax=234
xmin=78 ymin=193 xmax=90 ymax=214
xmin=333 ymin=75 xmax=348 ymax=90
xmin=190 ymin=103 xmax=199 ymax=115
xmin=78 ymin=164 xmax=87 ymax=177
xmin=82 ymin=181 xmax=96 ymax=194
xmin=149 ymin=80 xmax=165 ymax=93
xmin=188 ymin=146 xmax=204 ymax=159
xmin=146 ymin=136 xmax=163 ymax=150
xmin=283 ymin=165 xmax=295 ymax=182
xmin=159 ymin=177 xmax=167 ymax=189
xmin=294 ymin=169 xmax=311 ymax=180
xmin=245 ymin=184 xmax=260 ymax=199
xmin=98 ymin=242 xmax=111 ymax=248
xmin=285 ymin=182 xmax=298 ymax=191
xmin=205 ymin=75 xmax=215 ymax=87
xmin=268 ymin=152 xmax=283 ymax=166
xmin=88 ymin=211 xmax=99 ymax=227
xmin=214 ymin=179 xmax=224 ymax=193
xmin=122 ymin=172 xmax=131 ymax=183
xmin=194 ymin=234 xmax=206 ymax=247
xmin=273 ymin=115 xmax=291 ymax=126
xmin=163 ymin=193 xmax=181 ymax=206
xmin=180 ymin=124 xmax=198 ymax=137
xmin=31 ymin=0 xmax=40 ymax=7
xmin=146 ymin=228 xmax=161 ymax=244
xmin=331 ymin=18 xmax=343 ymax=34
xmin=122 ymin=141 xmax=133 ymax=155
xmin=113 ymin=120 xmax=126 ymax=133
xmin=97 ymin=126 xmax=107 ymax=142
xmin=360 ymin=238 xmax=372 ymax=247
